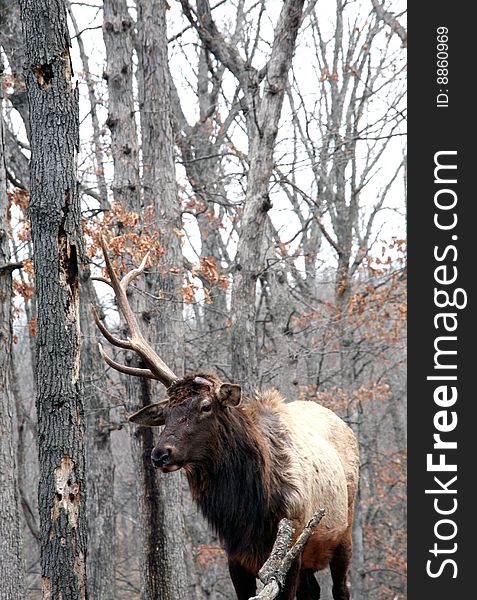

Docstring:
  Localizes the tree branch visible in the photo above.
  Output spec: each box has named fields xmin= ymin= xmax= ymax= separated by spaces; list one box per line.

xmin=249 ymin=508 xmax=326 ymax=600
xmin=370 ymin=0 xmax=407 ymax=47
xmin=178 ymin=0 xmax=251 ymax=86
xmin=0 ymin=261 xmax=24 ymax=274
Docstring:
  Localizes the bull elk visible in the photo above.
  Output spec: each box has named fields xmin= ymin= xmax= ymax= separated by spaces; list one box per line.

xmin=93 ymin=238 xmax=360 ymax=600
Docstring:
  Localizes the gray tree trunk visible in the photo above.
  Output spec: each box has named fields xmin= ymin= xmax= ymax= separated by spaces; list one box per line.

xmin=230 ymin=0 xmax=305 ymax=390
xmin=333 ymin=238 xmax=366 ymax=600
xmin=19 ymin=2 xmax=88 ymax=597
xmin=102 ymin=3 xmax=158 ymax=599
xmin=0 ymin=0 xmax=29 ymax=130
xmin=103 ymin=2 xmax=192 ymax=598
xmin=136 ymin=1 xmax=192 ymax=597
xmin=80 ymin=278 xmax=116 ymax=600
xmin=103 ymin=0 xmax=140 ymax=207
xmin=0 ymin=61 xmax=26 ymax=600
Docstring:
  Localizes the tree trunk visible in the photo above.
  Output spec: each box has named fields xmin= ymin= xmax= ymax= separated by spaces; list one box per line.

xmin=19 ymin=2 xmax=88 ymax=597
xmin=0 ymin=61 xmax=26 ymax=600
xmin=102 ymin=3 xmax=164 ymax=599
xmin=0 ymin=0 xmax=29 ymax=130
xmin=102 ymin=0 xmax=140 ymax=207
xmin=103 ymin=2 xmax=193 ymax=597
xmin=230 ymin=0 xmax=305 ymax=390
xmin=335 ymin=273 xmax=366 ymax=600
xmin=80 ymin=278 xmax=116 ymax=600
xmin=136 ymin=1 xmax=192 ymax=597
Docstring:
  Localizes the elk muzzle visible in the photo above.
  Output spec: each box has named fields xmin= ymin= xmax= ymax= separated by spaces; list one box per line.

xmin=151 ymin=446 xmax=182 ymax=472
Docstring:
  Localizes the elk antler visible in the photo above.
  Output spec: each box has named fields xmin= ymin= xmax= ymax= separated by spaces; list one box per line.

xmin=92 ymin=235 xmax=179 ymax=388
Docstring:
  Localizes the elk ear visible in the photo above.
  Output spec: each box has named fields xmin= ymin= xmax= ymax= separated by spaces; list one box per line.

xmin=218 ymin=383 xmax=242 ymax=407
xmin=128 ymin=401 xmax=168 ymax=426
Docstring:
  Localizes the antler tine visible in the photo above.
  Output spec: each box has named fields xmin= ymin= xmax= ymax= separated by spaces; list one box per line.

xmin=98 ymin=344 xmax=158 ymax=380
xmin=121 ymin=250 xmax=150 ymax=291
xmin=91 ymin=305 xmax=133 ymax=350
xmin=96 ymin=235 xmax=179 ymax=387
xmin=98 ymin=235 xmax=140 ymax=336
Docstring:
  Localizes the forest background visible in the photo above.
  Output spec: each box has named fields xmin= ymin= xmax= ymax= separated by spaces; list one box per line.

xmin=0 ymin=0 xmax=407 ymax=598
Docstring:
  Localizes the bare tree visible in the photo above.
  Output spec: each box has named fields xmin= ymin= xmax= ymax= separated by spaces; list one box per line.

xmin=0 ymin=60 xmax=26 ymax=600
xmin=179 ymin=0 xmax=306 ymax=389
xmin=19 ymin=0 xmax=88 ymax=597
xmin=100 ymin=1 xmax=194 ymax=597
xmin=80 ymin=277 xmax=116 ymax=600
xmin=137 ymin=0 xmax=194 ymax=596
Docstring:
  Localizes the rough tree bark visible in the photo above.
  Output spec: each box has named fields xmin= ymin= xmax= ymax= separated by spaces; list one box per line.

xmin=19 ymin=1 xmax=88 ymax=597
xmin=101 ymin=3 xmax=157 ymax=597
xmin=0 ymin=61 xmax=26 ymax=600
xmin=102 ymin=0 xmax=140 ymax=207
xmin=102 ymin=2 xmax=193 ymax=598
xmin=102 ymin=3 xmax=161 ymax=599
xmin=80 ymin=278 xmax=116 ymax=600
xmin=136 ymin=1 xmax=192 ymax=597
xmin=137 ymin=0 xmax=186 ymax=374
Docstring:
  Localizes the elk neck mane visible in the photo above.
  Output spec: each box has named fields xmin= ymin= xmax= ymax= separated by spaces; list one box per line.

xmin=178 ymin=378 xmax=300 ymax=571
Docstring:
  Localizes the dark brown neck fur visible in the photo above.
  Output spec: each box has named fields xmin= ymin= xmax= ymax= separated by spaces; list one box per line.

xmin=184 ymin=404 xmax=287 ymax=573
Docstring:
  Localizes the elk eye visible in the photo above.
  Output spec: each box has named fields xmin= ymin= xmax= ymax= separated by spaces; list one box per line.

xmin=200 ymin=402 xmax=212 ymax=413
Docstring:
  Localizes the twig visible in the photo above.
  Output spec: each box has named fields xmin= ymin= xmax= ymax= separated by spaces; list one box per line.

xmin=249 ymin=508 xmax=326 ymax=600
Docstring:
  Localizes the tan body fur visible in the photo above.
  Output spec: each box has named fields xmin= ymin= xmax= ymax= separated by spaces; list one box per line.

xmin=246 ymin=392 xmax=359 ymax=574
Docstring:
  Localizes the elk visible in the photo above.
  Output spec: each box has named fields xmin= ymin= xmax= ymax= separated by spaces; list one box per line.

xmin=93 ymin=238 xmax=360 ymax=600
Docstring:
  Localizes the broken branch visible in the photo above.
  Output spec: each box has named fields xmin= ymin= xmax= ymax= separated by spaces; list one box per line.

xmin=249 ymin=508 xmax=326 ymax=600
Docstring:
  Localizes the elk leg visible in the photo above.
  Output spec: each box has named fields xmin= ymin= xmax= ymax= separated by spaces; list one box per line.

xmin=330 ymin=541 xmax=352 ymax=600
xmin=297 ymin=569 xmax=321 ymax=599
xmin=228 ymin=559 xmax=256 ymax=600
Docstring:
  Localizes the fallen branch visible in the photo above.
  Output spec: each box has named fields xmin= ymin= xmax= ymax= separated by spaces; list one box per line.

xmin=249 ymin=508 xmax=326 ymax=600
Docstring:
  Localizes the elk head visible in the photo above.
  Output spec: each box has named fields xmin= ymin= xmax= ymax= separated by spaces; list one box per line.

xmin=92 ymin=238 xmax=242 ymax=471
xmin=129 ymin=374 xmax=242 ymax=472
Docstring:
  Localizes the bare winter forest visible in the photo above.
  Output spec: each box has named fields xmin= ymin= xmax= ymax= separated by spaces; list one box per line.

xmin=0 ymin=0 xmax=407 ymax=599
